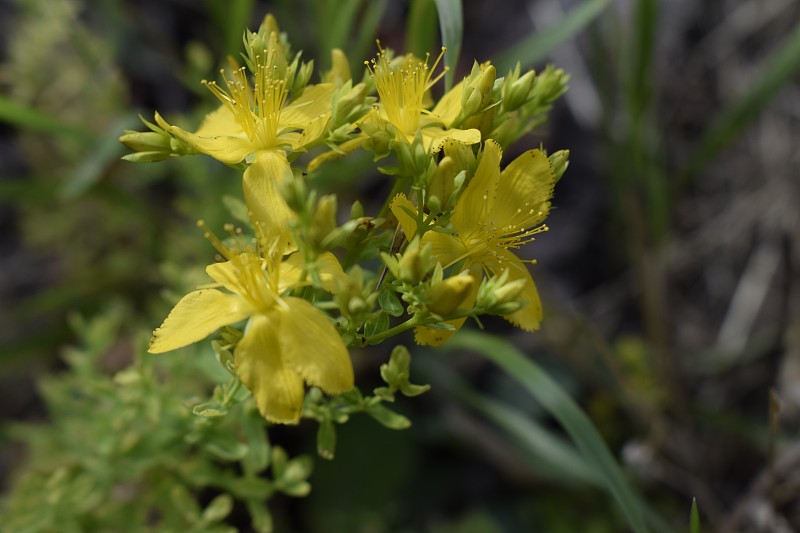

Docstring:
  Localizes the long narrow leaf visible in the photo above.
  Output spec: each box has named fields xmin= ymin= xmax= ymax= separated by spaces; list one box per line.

xmin=418 ymin=357 xmax=603 ymax=486
xmin=447 ymin=330 xmax=650 ymax=533
xmin=406 ymin=0 xmax=439 ymax=57
xmin=494 ymin=0 xmax=611 ymax=72
xmin=0 ymin=96 xmax=96 ymax=142
xmin=683 ymin=21 xmax=800 ymax=179
xmin=433 ymin=0 xmax=463 ymax=90
xmin=354 ymin=0 xmax=389 ymax=73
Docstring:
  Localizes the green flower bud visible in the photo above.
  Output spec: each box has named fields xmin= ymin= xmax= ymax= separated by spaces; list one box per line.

xmin=426 ymin=272 xmax=475 ymax=316
xmin=503 ymin=68 xmax=536 ymax=112
xmin=461 ymin=61 xmax=496 ymax=117
xmin=476 ymin=269 xmax=528 ymax=315
xmin=549 ymin=149 xmax=570 ymax=183
xmin=332 ymin=82 xmax=368 ymax=127
xmin=323 ymin=48 xmax=352 ymax=85
xmin=308 ymin=194 xmax=338 ymax=251
xmin=427 ymin=156 xmax=457 ymax=212
xmin=531 ymin=65 xmax=568 ymax=105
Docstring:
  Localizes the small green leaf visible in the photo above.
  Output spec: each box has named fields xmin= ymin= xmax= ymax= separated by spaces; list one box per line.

xmin=366 ymin=403 xmax=411 ymax=430
xmin=247 ymin=499 xmax=274 ymax=533
xmin=317 ymin=419 xmax=337 ymax=460
xmin=201 ymin=494 xmax=234 ymax=524
xmin=379 ymin=288 xmax=404 ymax=317
xmin=364 ymin=311 xmax=390 ymax=337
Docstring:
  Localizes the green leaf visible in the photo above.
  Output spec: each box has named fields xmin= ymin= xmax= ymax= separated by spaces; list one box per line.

xmin=61 ymin=115 xmax=139 ymax=199
xmin=365 ymin=402 xmax=411 ymax=430
xmin=0 ymin=95 xmax=96 ymax=142
xmin=406 ymin=0 xmax=439 ymax=57
xmin=378 ymin=288 xmax=404 ymax=317
xmin=493 ymin=0 xmax=612 ymax=73
xmin=317 ymin=419 xmax=337 ymax=460
xmin=433 ymin=0 xmax=463 ymax=90
xmin=420 ymin=357 xmax=602 ymax=486
xmin=200 ymin=494 xmax=234 ymax=524
xmin=683 ymin=21 xmax=800 ymax=179
xmin=690 ymin=498 xmax=701 ymax=533
xmin=246 ymin=499 xmax=274 ymax=533
xmin=363 ymin=311 xmax=390 ymax=337
xmin=242 ymin=409 xmax=270 ymax=475
xmin=447 ymin=331 xmax=649 ymax=533
xmin=353 ymin=0 xmax=390 ymax=74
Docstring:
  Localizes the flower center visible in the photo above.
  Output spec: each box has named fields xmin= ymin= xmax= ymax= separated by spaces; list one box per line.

xmin=366 ymin=44 xmax=447 ymax=135
xmin=203 ymin=55 xmax=289 ymax=150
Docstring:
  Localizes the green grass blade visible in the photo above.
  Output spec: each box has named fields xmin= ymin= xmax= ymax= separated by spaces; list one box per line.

xmin=206 ymin=0 xmax=254 ymax=55
xmin=0 ymin=96 xmax=96 ymax=142
xmin=690 ymin=498 xmax=701 ymax=533
xmin=433 ymin=0 xmax=463 ymax=90
xmin=494 ymin=0 xmax=612 ymax=72
xmin=419 ymin=357 xmax=603 ymax=486
xmin=60 ymin=114 xmax=140 ymax=199
xmin=683 ymin=21 xmax=800 ymax=179
xmin=447 ymin=331 xmax=650 ymax=533
xmin=406 ymin=0 xmax=439 ymax=57
xmin=353 ymin=0 xmax=389 ymax=72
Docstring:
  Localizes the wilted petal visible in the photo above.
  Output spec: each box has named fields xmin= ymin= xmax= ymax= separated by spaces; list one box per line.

xmin=235 ymin=314 xmax=305 ymax=424
xmin=149 ymin=289 xmax=251 ymax=354
xmin=279 ymin=297 xmax=353 ymax=393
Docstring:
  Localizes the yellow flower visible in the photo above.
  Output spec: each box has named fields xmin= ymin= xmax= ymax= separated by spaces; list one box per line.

xmin=154 ymin=39 xmax=336 ymax=247
xmin=148 ymin=238 xmax=353 ymax=424
xmin=364 ymin=45 xmax=480 ymax=153
xmin=391 ymin=139 xmax=556 ymax=345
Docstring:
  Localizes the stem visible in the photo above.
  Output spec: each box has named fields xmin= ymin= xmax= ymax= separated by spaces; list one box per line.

xmin=357 ymin=308 xmax=474 ymax=346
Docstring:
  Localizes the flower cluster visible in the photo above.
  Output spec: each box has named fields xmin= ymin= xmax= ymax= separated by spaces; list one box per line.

xmin=121 ymin=14 xmax=569 ymax=426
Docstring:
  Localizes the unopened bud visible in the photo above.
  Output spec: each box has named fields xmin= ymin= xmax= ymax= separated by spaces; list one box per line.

xmin=548 ymin=149 xmax=570 ymax=183
xmin=461 ymin=62 xmax=496 ymax=117
xmin=426 ymin=273 xmax=475 ymax=316
xmin=308 ymin=195 xmax=338 ymax=251
xmin=333 ymin=82 xmax=368 ymax=126
xmin=324 ymin=48 xmax=352 ymax=85
xmin=504 ymin=69 xmax=535 ymax=112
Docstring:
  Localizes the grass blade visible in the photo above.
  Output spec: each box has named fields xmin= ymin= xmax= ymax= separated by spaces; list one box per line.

xmin=406 ymin=0 xmax=439 ymax=57
xmin=683 ymin=21 xmax=800 ymax=179
xmin=494 ymin=0 xmax=612 ymax=72
xmin=0 ymin=96 xmax=96 ymax=142
xmin=433 ymin=0 xmax=463 ymax=90
xmin=447 ymin=330 xmax=650 ymax=533
xmin=690 ymin=498 xmax=701 ymax=533
xmin=353 ymin=0 xmax=389 ymax=72
xmin=418 ymin=357 xmax=603 ymax=486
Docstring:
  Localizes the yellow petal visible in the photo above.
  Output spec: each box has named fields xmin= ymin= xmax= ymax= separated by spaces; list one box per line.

xmin=168 ymin=124 xmax=254 ymax=165
xmin=389 ymin=193 xmax=418 ymax=239
xmin=280 ymin=83 xmax=337 ymax=128
xmin=279 ymin=297 xmax=354 ymax=393
xmin=431 ymin=81 xmax=464 ymax=127
xmin=420 ymin=126 xmax=481 ymax=153
xmin=452 ymin=139 xmax=501 ymax=231
xmin=492 ymin=149 xmax=555 ymax=230
xmin=195 ymin=105 xmax=244 ymax=137
xmin=488 ymin=250 xmax=542 ymax=331
xmin=278 ymin=251 xmax=347 ymax=293
xmin=235 ymin=314 xmax=305 ymax=424
xmin=243 ymin=150 xmax=295 ymax=251
xmin=149 ymin=289 xmax=251 ymax=354
xmin=421 ymin=230 xmax=469 ymax=268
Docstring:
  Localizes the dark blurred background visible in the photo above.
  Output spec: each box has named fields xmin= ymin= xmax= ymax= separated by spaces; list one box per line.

xmin=1 ymin=0 xmax=799 ymax=531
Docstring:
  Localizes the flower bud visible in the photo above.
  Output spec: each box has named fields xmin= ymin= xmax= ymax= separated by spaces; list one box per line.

xmin=323 ymin=48 xmax=352 ymax=85
xmin=427 ymin=156 xmax=457 ymax=212
xmin=548 ymin=149 xmax=570 ymax=183
xmin=503 ymin=67 xmax=535 ymax=112
xmin=426 ymin=272 xmax=475 ymax=316
xmin=332 ymin=82 xmax=368 ymax=127
xmin=476 ymin=269 xmax=528 ymax=315
xmin=531 ymin=65 xmax=568 ymax=105
xmin=461 ymin=61 xmax=496 ymax=117
xmin=308 ymin=194 xmax=338 ymax=251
